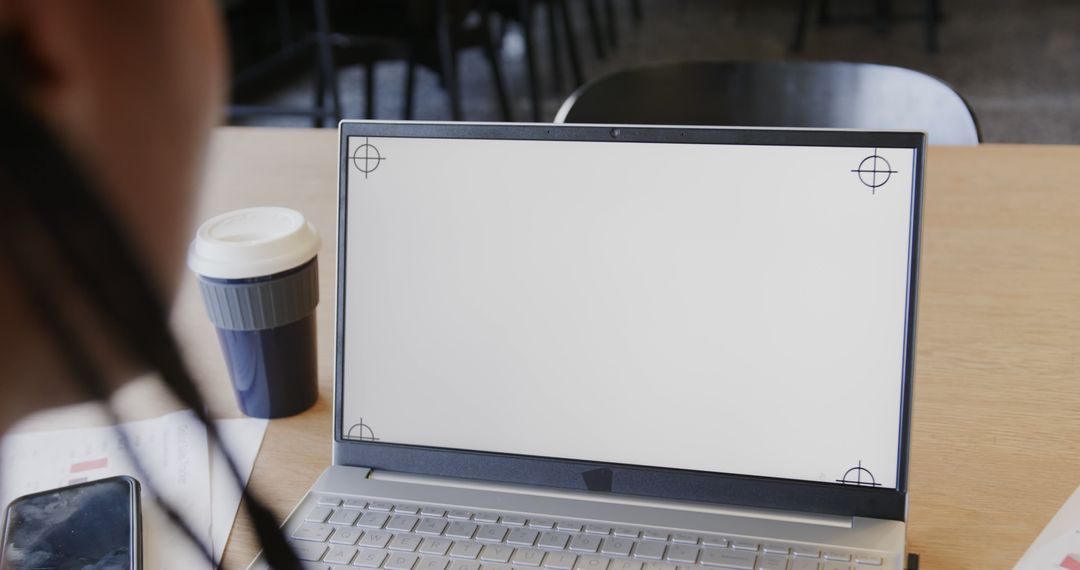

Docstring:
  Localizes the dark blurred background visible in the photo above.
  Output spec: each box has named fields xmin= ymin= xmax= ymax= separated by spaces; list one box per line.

xmin=224 ymin=0 xmax=1080 ymax=143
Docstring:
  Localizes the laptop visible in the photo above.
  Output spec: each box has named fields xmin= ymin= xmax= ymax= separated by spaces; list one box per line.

xmin=250 ymin=122 xmax=924 ymax=570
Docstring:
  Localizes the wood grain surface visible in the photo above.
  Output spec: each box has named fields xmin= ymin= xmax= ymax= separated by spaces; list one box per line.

xmin=182 ymin=128 xmax=1080 ymax=570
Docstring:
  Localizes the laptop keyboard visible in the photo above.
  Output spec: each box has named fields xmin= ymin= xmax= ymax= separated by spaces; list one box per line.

xmin=278 ymin=495 xmax=888 ymax=570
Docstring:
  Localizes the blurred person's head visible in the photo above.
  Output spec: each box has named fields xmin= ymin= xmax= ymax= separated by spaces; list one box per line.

xmin=0 ymin=0 xmax=227 ymax=429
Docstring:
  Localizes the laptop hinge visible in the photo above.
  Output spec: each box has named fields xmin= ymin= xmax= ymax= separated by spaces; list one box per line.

xmin=369 ymin=470 xmax=853 ymax=529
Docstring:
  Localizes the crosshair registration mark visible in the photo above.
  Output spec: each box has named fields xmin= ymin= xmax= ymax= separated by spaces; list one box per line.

xmin=852 ymin=149 xmax=897 ymax=193
xmin=352 ymin=137 xmax=386 ymax=178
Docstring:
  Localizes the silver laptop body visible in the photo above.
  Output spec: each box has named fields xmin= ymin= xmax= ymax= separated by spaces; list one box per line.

xmin=251 ymin=122 xmax=925 ymax=570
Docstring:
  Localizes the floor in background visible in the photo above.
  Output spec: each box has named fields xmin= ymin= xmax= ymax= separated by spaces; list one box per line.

xmin=238 ymin=0 xmax=1080 ymax=143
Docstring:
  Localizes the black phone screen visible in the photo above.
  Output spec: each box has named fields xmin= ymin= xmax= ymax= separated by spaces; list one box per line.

xmin=2 ymin=476 xmax=138 ymax=570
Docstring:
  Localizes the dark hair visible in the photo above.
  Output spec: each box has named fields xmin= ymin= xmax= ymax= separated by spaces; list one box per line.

xmin=0 ymin=82 xmax=300 ymax=568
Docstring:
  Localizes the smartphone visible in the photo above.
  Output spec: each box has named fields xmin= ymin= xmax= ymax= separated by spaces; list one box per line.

xmin=1 ymin=475 xmax=142 ymax=570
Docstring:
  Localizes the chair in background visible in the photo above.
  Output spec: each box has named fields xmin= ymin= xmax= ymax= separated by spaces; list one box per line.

xmin=555 ymin=60 xmax=981 ymax=145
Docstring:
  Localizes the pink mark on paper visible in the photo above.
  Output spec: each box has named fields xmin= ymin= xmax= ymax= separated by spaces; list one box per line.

xmin=69 ymin=457 xmax=108 ymax=473
xmin=1060 ymin=554 xmax=1080 ymax=570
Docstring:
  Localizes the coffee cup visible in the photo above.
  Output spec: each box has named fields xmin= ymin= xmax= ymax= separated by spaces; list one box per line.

xmin=187 ymin=207 xmax=320 ymax=418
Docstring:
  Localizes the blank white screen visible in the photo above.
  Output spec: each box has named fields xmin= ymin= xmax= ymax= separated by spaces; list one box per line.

xmin=341 ymin=135 xmax=915 ymax=489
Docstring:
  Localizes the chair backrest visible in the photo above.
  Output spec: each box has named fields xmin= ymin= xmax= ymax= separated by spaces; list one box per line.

xmin=555 ymin=61 xmax=981 ymax=145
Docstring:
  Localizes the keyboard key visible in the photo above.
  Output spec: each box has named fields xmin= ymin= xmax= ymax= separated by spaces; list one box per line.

xmin=357 ymin=512 xmax=390 ymax=529
xmin=302 ymin=563 xmax=330 ymax=570
xmin=762 ymin=544 xmax=790 ymax=556
xmin=327 ymin=509 xmax=362 ymax=526
xmin=343 ymin=499 xmax=368 ymax=509
xmin=731 ymin=541 xmax=759 ymax=552
xmin=642 ymin=531 xmax=669 ymax=541
xmin=390 ymin=535 xmax=423 ymax=552
xmin=448 ymin=510 xmax=474 ymax=520
xmin=480 ymin=544 xmax=515 ymax=563
xmin=632 ymin=542 xmax=665 ymax=560
xmin=501 ymin=516 xmax=528 ymax=527
xmin=420 ymin=538 xmax=453 ymax=556
xmin=608 ymin=560 xmax=642 ymax=570
xmin=292 ymin=522 xmax=334 ymax=542
xmin=508 ymin=528 xmax=540 ymax=546
xmin=417 ymin=518 xmax=450 ymax=536
xmin=329 ymin=527 xmax=362 ymax=546
xmin=480 ymin=564 xmax=511 ymax=570
xmin=529 ymin=519 xmax=556 ymax=529
xmin=323 ymin=545 xmax=357 ymax=565
xmin=569 ymin=534 xmax=602 ymax=553
xmin=359 ymin=531 xmax=392 ymax=549
xmin=599 ymin=538 xmax=633 ymax=557
xmin=306 ymin=507 xmax=334 ymax=523
xmin=666 ymin=544 xmax=699 ymax=564
xmin=395 ymin=505 xmax=421 ymax=515
xmin=756 ymin=556 xmax=788 ymax=570
xmin=557 ymin=521 xmax=584 ymax=532
xmin=792 ymin=560 xmax=821 ymax=570
xmin=387 ymin=515 xmax=421 ymax=532
xmin=318 ymin=495 xmax=344 ymax=507
xmin=573 ymin=556 xmax=611 ymax=570
xmin=823 ymin=553 xmax=851 ymax=562
xmin=511 ymin=548 xmax=546 ymax=567
xmin=446 ymin=521 xmax=478 ymax=539
xmin=584 ymin=526 xmax=611 ymax=535
xmin=854 ymin=555 xmax=883 ymax=566
xmin=642 ymin=563 xmax=677 ymax=570
xmin=543 ymin=552 xmax=579 ymax=570
xmin=449 ymin=542 xmax=483 ymax=560
xmin=369 ymin=502 xmax=395 ymax=512
xmin=476 ymin=524 xmax=509 ymax=543
xmin=386 ymin=553 xmax=420 ymax=570
xmin=475 ymin=513 xmax=500 ymax=523
xmin=612 ymin=527 xmax=640 ymax=539
xmin=700 ymin=549 xmax=756 ymax=569
xmin=421 ymin=507 xmax=448 ymax=517
xmin=823 ymin=563 xmax=852 ymax=570
xmin=671 ymin=534 xmax=698 ymax=545
xmin=447 ymin=561 xmax=481 ymax=570
xmin=702 ymin=537 xmax=729 ymax=548
xmin=289 ymin=540 xmax=328 ymax=562
xmin=793 ymin=548 xmax=820 ymax=559
xmin=538 ymin=531 xmax=572 ymax=550
xmin=417 ymin=557 xmax=450 ymax=570
xmin=353 ymin=548 xmax=388 ymax=568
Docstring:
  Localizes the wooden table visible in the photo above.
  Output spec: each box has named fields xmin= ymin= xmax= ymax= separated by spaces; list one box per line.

xmin=187 ymin=127 xmax=1080 ymax=569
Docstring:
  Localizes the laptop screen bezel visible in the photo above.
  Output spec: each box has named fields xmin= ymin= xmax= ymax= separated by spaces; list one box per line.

xmin=333 ymin=121 xmax=923 ymax=522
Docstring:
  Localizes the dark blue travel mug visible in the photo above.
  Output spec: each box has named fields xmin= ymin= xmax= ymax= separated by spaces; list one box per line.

xmin=188 ymin=207 xmax=321 ymax=418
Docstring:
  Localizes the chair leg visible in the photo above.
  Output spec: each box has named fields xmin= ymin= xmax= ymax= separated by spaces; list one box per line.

xmin=791 ymin=0 xmax=813 ymax=52
xmin=313 ymin=0 xmax=341 ymax=126
xmin=404 ymin=50 xmax=418 ymax=120
xmin=604 ymin=0 xmax=618 ymax=49
xmin=557 ymin=0 xmax=585 ymax=87
xmin=874 ymin=0 xmax=891 ymax=35
xmin=585 ymin=0 xmax=607 ymax=58
xmin=818 ymin=0 xmax=831 ymax=25
xmin=631 ymin=0 xmax=643 ymax=25
xmin=519 ymin=0 xmax=543 ymax=121
xmin=312 ymin=52 xmax=325 ymax=128
xmin=926 ymin=0 xmax=940 ymax=52
xmin=435 ymin=0 xmax=463 ymax=120
xmin=546 ymin=1 xmax=565 ymax=92
xmin=365 ymin=62 xmax=376 ymax=119
xmin=482 ymin=10 xmax=514 ymax=121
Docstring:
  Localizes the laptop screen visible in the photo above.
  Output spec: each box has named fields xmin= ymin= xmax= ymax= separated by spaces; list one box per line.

xmin=339 ymin=132 xmax=917 ymax=491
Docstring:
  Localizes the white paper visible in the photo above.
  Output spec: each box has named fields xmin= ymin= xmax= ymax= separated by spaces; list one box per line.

xmin=211 ymin=417 xmax=269 ymax=561
xmin=1016 ymin=484 xmax=1080 ymax=569
xmin=0 ymin=410 xmax=268 ymax=569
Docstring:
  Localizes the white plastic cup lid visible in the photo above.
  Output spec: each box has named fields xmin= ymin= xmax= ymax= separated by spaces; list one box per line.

xmin=187 ymin=207 xmax=320 ymax=280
